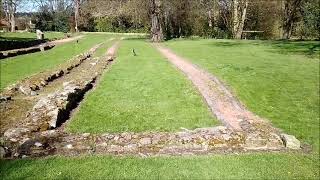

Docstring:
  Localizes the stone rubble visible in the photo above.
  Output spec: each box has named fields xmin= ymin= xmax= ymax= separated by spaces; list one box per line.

xmin=1 ymin=124 xmax=293 ymax=159
xmin=280 ymin=134 xmax=301 ymax=149
xmin=0 ymin=43 xmax=102 ymax=100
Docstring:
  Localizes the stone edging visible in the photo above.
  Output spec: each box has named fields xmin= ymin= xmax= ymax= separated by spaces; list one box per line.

xmin=0 ymin=43 xmax=103 ymax=101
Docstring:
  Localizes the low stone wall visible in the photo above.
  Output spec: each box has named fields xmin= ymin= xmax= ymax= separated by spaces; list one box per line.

xmin=1 ymin=56 xmax=114 ymax=159
xmin=1 ymin=124 xmax=289 ymax=158
xmin=0 ymin=44 xmax=55 ymax=59
xmin=0 ymin=44 xmax=102 ymax=100
xmin=0 ymin=39 xmax=46 ymax=51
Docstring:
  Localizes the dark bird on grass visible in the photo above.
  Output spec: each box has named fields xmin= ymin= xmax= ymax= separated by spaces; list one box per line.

xmin=132 ymin=48 xmax=137 ymax=56
xmin=76 ymin=40 xmax=79 ymax=43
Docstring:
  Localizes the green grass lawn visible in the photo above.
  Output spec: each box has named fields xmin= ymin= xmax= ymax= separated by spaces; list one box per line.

xmin=1 ymin=38 xmax=319 ymax=179
xmin=1 ymin=153 xmax=318 ymax=179
xmin=165 ymin=39 xmax=320 ymax=151
xmin=0 ymin=31 xmax=66 ymax=41
xmin=67 ymin=39 xmax=217 ymax=133
xmin=0 ymin=34 xmax=114 ymax=90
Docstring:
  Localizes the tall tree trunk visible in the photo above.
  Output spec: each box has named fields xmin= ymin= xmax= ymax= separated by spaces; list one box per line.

xmin=208 ymin=9 xmax=212 ymax=27
xmin=212 ymin=0 xmax=219 ymax=28
xmin=282 ymin=0 xmax=302 ymax=39
xmin=282 ymin=0 xmax=291 ymax=39
xmin=8 ymin=0 xmax=16 ymax=32
xmin=233 ymin=0 xmax=239 ymax=37
xmin=150 ymin=0 xmax=163 ymax=42
xmin=74 ymin=0 xmax=80 ymax=32
xmin=235 ymin=1 xmax=248 ymax=39
xmin=233 ymin=0 xmax=248 ymax=39
xmin=10 ymin=13 xmax=15 ymax=32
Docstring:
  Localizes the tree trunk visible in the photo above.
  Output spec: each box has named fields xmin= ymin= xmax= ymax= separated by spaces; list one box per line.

xmin=282 ymin=0 xmax=291 ymax=39
xmin=233 ymin=0 xmax=248 ymax=39
xmin=212 ymin=0 xmax=219 ymax=28
xmin=282 ymin=0 xmax=302 ymax=39
xmin=74 ymin=0 xmax=80 ymax=32
xmin=208 ymin=9 xmax=212 ymax=27
xmin=233 ymin=0 xmax=239 ymax=36
xmin=10 ymin=13 xmax=15 ymax=32
xmin=235 ymin=1 xmax=248 ymax=39
xmin=8 ymin=0 xmax=16 ymax=32
xmin=150 ymin=0 xmax=163 ymax=42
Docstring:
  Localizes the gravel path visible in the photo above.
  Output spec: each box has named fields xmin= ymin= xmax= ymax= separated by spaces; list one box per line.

xmin=155 ymin=44 xmax=270 ymax=131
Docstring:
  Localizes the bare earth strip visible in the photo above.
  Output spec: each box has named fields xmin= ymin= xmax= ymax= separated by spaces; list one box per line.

xmin=155 ymin=44 xmax=272 ymax=131
xmin=48 ymin=35 xmax=85 ymax=46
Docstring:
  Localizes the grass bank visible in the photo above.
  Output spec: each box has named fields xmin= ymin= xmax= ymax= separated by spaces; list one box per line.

xmin=67 ymin=39 xmax=217 ymax=133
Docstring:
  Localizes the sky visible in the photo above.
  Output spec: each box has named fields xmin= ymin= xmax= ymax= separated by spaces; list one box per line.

xmin=16 ymin=0 xmax=38 ymax=12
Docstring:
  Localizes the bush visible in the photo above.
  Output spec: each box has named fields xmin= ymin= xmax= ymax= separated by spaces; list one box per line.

xmin=94 ymin=17 xmax=148 ymax=33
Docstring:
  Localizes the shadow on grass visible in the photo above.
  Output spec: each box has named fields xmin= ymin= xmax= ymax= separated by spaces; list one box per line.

xmin=0 ymin=36 xmax=37 ymax=42
xmin=205 ymin=40 xmax=320 ymax=58
xmin=0 ymin=37 xmax=49 ymax=51
xmin=267 ymin=40 xmax=320 ymax=58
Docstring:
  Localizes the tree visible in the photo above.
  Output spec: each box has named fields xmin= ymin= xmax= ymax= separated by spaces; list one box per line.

xmin=31 ymin=0 xmax=73 ymax=32
xmin=5 ymin=0 xmax=19 ymax=32
xmin=150 ymin=0 xmax=163 ymax=42
xmin=297 ymin=0 xmax=320 ymax=39
xmin=74 ymin=0 xmax=80 ymax=32
xmin=282 ymin=0 xmax=303 ymax=39
xmin=232 ymin=0 xmax=248 ymax=39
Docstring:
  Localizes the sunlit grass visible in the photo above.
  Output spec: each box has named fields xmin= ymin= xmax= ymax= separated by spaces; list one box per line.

xmin=165 ymin=39 xmax=320 ymax=151
xmin=67 ymin=39 xmax=217 ymax=133
xmin=1 ymin=153 xmax=318 ymax=179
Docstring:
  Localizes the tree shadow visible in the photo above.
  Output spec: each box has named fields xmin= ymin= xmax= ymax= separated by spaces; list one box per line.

xmin=266 ymin=40 xmax=320 ymax=58
xmin=205 ymin=41 xmax=247 ymax=47
xmin=122 ymin=36 xmax=147 ymax=41
xmin=0 ymin=37 xmax=47 ymax=51
xmin=204 ymin=39 xmax=319 ymax=58
xmin=0 ymin=36 xmax=36 ymax=42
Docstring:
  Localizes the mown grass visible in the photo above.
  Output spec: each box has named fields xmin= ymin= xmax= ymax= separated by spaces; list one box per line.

xmin=0 ymin=34 xmax=113 ymax=90
xmin=92 ymin=38 xmax=117 ymax=58
xmin=0 ymin=31 xmax=66 ymax=41
xmin=67 ymin=39 xmax=217 ymax=133
xmin=1 ymin=153 xmax=318 ymax=179
xmin=0 ymin=38 xmax=319 ymax=179
xmin=165 ymin=39 xmax=320 ymax=151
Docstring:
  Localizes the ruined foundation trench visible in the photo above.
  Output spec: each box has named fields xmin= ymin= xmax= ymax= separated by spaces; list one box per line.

xmin=0 ymin=35 xmax=85 ymax=60
xmin=0 ymin=38 xmax=116 ymax=133
xmin=0 ymin=41 xmax=302 ymax=159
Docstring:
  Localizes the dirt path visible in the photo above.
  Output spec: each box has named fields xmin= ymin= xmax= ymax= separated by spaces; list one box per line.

xmin=48 ymin=35 xmax=85 ymax=46
xmin=154 ymin=44 xmax=275 ymax=132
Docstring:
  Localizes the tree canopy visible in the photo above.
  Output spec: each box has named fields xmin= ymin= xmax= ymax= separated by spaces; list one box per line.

xmin=1 ymin=0 xmax=319 ymax=40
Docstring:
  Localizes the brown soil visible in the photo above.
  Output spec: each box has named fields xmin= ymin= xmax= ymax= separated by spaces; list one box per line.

xmin=49 ymin=35 xmax=84 ymax=46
